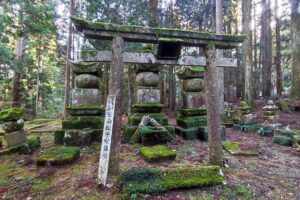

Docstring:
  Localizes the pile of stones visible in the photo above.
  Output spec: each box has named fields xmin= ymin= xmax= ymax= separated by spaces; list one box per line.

xmin=263 ymin=100 xmax=278 ymax=120
xmin=175 ymin=66 xmax=225 ymax=140
xmin=124 ymin=64 xmax=174 ymax=145
xmin=55 ymin=62 xmax=104 ymax=146
xmin=0 ymin=107 xmax=26 ymax=147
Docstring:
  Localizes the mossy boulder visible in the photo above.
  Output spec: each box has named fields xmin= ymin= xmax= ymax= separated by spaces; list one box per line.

xmin=62 ymin=116 xmax=104 ymax=130
xmin=2 ymin=119 xmax=24 ymax=133
xmin=66 ymin=106 xmax=105 ymax=116
xmin=75 ymin=74 xmax=99 ymax=88
xmin=36 ymin=146 xmax=80 ymax=166
xmin=222 ymin=142 xmax=259 ymax=155
xmin=123 ymin=125 xmax=137 ymax=143
xmin=183 ymin=78 xmax=204 ymax=92
xmin=272 ymin=135 xmax=293 ymax=146
xmin=0 ymin=107 xmax=25 ymax=122
xmin=136 ymin=72 xmax=159 ymax=87
xmin=129 ymin=113 xmax=168 ymax=126
xmin=139 ymin=145 xmax=176 ymax=162
xmin=139 ymin=126 xmax=173 ymax=145
xmin=132 ymin=103 xmax=165 ymax=113
xmin=0 ymin=136 xmax=40 ymax=156
xmin=177 ymin=66 xmax=205 ymax=79
xmin=179 ymin=108 xmax=207 ymax=116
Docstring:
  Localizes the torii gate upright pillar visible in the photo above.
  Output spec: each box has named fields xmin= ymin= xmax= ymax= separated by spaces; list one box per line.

xmin=108 ymin=37 xmax=125 ymax=175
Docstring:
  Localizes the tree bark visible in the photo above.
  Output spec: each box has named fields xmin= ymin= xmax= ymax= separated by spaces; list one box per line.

xmin=35 ymin=40 xmax=42 ymax=118
xmin=261 ymin=0 xmax=272 ymax=98
xmin=205 ymin=43 xmax=223 ymax=166
xmin=109 ymin=37 xmax=124 ymax=175
xmin=290 ymin=0 xmax=300 ymax=99
xmin=63 ymin=0 xmax=74 ymax=117
xmin=253 ymin=2 xmax=259 ymax=98
xmin=149 ymin=0 xmax=159 ymax=27
xmin=275 ymin=0 xmax=282 ymax=96
xmin=242 ymin=0 xmax=254 ymax=105
xmin=12 ymin=37 xmax=25 ymax=107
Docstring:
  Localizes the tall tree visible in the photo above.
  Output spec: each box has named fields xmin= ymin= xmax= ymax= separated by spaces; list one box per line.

xmin=261 ymin=0 xmax=272 ymax=98
xmin=242 ymin=0 xmax=253 ymax=104
xmin=275 ymin=0 xmax=283 ymax=96
xmin=63 ymin=0 xmax=74 ymax=117
xmin=290 ymin=0 xmax=300 ymax=99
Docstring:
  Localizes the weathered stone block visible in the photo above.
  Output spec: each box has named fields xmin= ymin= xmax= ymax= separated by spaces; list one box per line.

xmin=179 ymin=108 xmax=207 ymax=116
xmin=182 ymin=92 xmax=205 ymax=108
xmin=140 ymin=126 xmax=173 ymax=145
xmin=132 ymin=103 xmax=165 ymax=113
xmin=64 ymin=130 xmax=92 ymax=146
xmin=177 ymin=66 xmax=205 ymax=79
xmin=183 ymin=78 xmax=204 ymax=92
xmin=176 ymin=116 xmax=207 ymax=128
xmin=175 ymin=127 xmax=199 ymax=140
xmin=71 ymin=61 xmax=101 ymax=76
xmin=66 ymin=106 xmax=105 ymax=116
xmin=62 ymin=116 xmax=104 ymax=130
xmin=135 ymin=64 xmax=159 ymax=73
xmin=54 ymin=130 xmax=65 ymax=145
xmin=140 ymin=145 xmax=176 ymax=162
xmin=4 ymin=130 xmax=26 ymax=147
xmin=70 ymin=89 xmax=101 ymax=107
xmin=129 ymin=113 xmax=168 ymax=126
xmin=136 ymin=72 xmax=159 ymax=87
xmin=2 ymin=119 xmax=24 ymax=133
xmin=123 ymin=125 xmax=137 ymax=143
xmin=137 ymin=87 xmax=160 ymax=103
xmin=75 ymin=74 xmax=99 ymax=88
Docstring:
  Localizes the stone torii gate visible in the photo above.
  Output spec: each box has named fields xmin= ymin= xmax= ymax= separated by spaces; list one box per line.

xmin=70 ymin=16 xmax=245 ymax=185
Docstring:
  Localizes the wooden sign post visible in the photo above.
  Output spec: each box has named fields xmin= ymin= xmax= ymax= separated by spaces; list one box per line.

xmin=98 ymin=95 xmax=116 ymax=186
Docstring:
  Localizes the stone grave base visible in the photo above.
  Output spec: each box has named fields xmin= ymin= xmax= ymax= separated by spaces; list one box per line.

xmin=0 ymin=136 xmax=41 ymax=156
xmin=222 ymin=142 xmax=259 ymax=156
xmin=139 ymin=145 xmax=176 ymax=162
xmin=54 ymin=129 xmax=102 ymax=146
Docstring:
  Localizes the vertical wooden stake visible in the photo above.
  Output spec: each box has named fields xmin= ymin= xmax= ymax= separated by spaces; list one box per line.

xmin=108 ymin=37 xmax=125 ymax=175
xmin=204 ymin=43 xmax=223 ymax=166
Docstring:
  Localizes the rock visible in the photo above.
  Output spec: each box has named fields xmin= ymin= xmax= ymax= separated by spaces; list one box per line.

xmin=132 ymin=103 xmax=165 ymax=113
xmin=183 ymin=78 xmax=204 ymax=92
xmin=182 ymin=92 xmax=206 ymax=108
xmin=137 ymin=88 xmax=160 ymax=103
xmin=75 ymin=74 xmax=99 ymax=88
xmin=62 ymin=116 xmax=104 ymax=130
xmin=292 ymin=135 xmax=300 ymax=149
xmin=36 ymin=146 xmax=80 ymax=166
xmin=0 ymin=107 xmax=25 ymax=122
xmin=139 ymin=145 xmax=176 ymax=162
xmin=139 ymin=126 xmax=173 ymax=145
xmin=4 ymin=130 xmax=26 ymax=147
xmin=136 ymin=72 xmax=159 ymax=87
xmin=2 ymin=119 xmax=24 ymax=133
xmin=177 ymin=66 xmax=205 ymax=79
xmin=64 ymin=130 xmax=93 ymax=146
xmin=135 ymin=64 xmax=159 ymax=73
xmin=71 ymin=89 xmax=101 ymax=107
xmin=66 ymin=106 xmax=105 ymax=116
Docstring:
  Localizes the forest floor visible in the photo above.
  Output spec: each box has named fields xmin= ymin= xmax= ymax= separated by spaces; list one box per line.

xmin=0 ymin=111 xmax=300 ymax=200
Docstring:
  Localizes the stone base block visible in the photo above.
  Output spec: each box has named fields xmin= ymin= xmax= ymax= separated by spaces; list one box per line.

xmin=176 ymin=116 xmax=207 ymax=128
xmin=70 ymin=89 xmax=101 ymax=107
xmin=129 ymin=113 xmax=168 ymax=126
xmin=140 ymin=145 xmax=176 ymax=163
xmin=4 ymin=130 xmax=26 ymax=147
xmin=183 ymin=92 xmax=205 ymax=108
xmin=140 ymin=126 xmax=173 ymax=145
xmin=62 ymin=116 xmax=104 ymax=130
xmin=66 ymin=106 xmax=105 ymax=116
xmin=137 ymin=87 xmax=160 ymax=103
xmin=179 ymin=108 xmax=207 ymax=116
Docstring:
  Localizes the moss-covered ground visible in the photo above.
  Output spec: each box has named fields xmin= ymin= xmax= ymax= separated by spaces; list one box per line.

xmin=0 ymin=114 xmax=299 ymax=199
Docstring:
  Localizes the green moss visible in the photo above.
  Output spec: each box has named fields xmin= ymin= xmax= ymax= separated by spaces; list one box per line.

xmin=25 ymin=136 xmax=41 ymax=152
xmin=0 ymin=137 xmax=40 ymax=156
xmin=175 ymin=127 xmax=199 ymax=140
xmin=129 ymin=113 xmax=168 ymax=126
xmin=159 ymin=38 xmax=184 ymax=42
xmin=132 ymin=103 xmax=165 ymax=113
xmin=164 ymin=126 xmax=175 ymax=135
xmin=177 ymin=66 xmax=205 ymax=79
xmin=179 ymin=108 xmax=207 ymax=116
xmin=0 ymin=107 xmax=25 ymax=122
xmin=177 ymin=116 xmax=207 ymax=128
xmin=32 ymin=179 xmax=50 ymax=193
xmin=278 ymin=101 xmax=291 ymax=113
xmin=162 ymin=166 xmax=224 ymax=190
xmin=62 ymin=116 xmax=104 ymax=130
xmin=272 ymin=135 xmax=293 ymax=146
xmin=222 ymin=142 xmax=258 ymax=155
xmin=139 ymin=126 xmax=173 ymax=145
xmin=123 ymin=125 xmax=137 ymax=143
xmin=139 ymin=145 xmax=176 ymax=162
xmin=222 ymin=185 xmax=254 ymax=200
xmin=36 ymin=146 xmax=80 ymax=166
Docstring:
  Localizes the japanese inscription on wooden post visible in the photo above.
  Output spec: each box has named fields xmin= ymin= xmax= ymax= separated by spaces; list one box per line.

xmin=98 ymin=95 xmax=116 ymax=186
